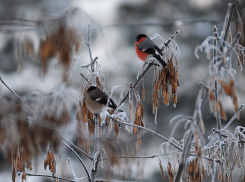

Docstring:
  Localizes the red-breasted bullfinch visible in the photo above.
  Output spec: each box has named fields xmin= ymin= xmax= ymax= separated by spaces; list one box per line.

xmin=85 ymin=86 xmax=122 ymax=114
xmin=135 ymin=34 xmax=167 ymax=67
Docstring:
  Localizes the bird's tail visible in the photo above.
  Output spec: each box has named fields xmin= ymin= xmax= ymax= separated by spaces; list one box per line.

xmin=153 ymin=55 xmax=167 ymax=67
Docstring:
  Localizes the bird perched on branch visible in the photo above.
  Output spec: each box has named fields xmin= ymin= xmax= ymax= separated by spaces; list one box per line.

xmin=85 ymin=86 xmax=122 ymax=114
xmin=135 ymin=34 xmax=167 ymax=67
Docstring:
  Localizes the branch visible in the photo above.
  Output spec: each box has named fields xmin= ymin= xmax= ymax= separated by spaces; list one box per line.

xmin=80 ymin=57 xmax=98 ymax=69
xmin=174 ymin=133 xmax=194 ymax=182
xmin=203 ymin=104 xmax=244 ymax=151
xmin=67 ymin=158 xmax=78 ymax=181
xmin=80 ymin=73 xmax=92 ymax=85
xmin=17 ymin=172 xmax=87 ymax=182
xmin=175 ymin=86 xmax=208 ymax=182
xmin=116 ymin=63 xmax=154 ymax=110
xmin=85 ymin=23 xmax=95 ymax=73
xmin=223 ymin=1 xmax=239 ymax=43
xmin=64 ymin=143 xmax=92 ymax=182
xmin=0 ymin=76 xmax=37 ymax=117
xmin=91 ymin=151 xmax=101 ymax=181
xmin=108 ymin=116 xmax=182 ymax=151
xmin=101 ymin=152 xmax=220 ymax=163
xmin=63 ymin=137 xmax=93 ymax=160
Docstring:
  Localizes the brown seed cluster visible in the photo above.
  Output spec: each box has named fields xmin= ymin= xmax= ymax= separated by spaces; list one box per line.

xmin=76 ymin=92 xmax=94 ymax=153
xmin=152 ymin=56 xmax=179 ymax=117
xmin=187 ymin=158 xmax=205 ymax=182
xmin=167 ymin=162 xmax=174 ymax=182
xmin=0 ymin=86 xmax=74 ymax=182
xmin=208 ymin=77 xmax=238 ymax=120
xmin=132 ymin=102 xmax=145 ymax=151
xmin=39 ymin=25 xmax=80 ymax=82
xmin=44 ymin=150 xmax=56 ymax=178
xmin=133 ymin=101 xmax=144 ymax=134
xmin=159 ymin=159 xmax=165 ymax=180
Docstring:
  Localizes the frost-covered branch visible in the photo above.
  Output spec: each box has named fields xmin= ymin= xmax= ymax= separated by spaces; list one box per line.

xmin=64 ymin=143 xmax=92 ymax=182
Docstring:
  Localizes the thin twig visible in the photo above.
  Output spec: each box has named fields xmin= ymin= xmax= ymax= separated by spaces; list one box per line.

xmin=117 ymin=63 xmax=154 ymax=110
xmin=85 ymin=23 xmax=95 ymax=73
xmin=64 ymin=143 xmax=92 ymax=182
xmin=91 ymin=151 xmax=101 ymax=181
xmin=80 ymin=57 xmax=98 ymax=68
xmin=164 ymin=30 xmax=180 ymax=47
xmin=101 ymin=152 xmax=220 ymax=163
xmin=212 ymin=26 xmax=222 ymax=131
xmin=203 ymin=104 xmax=244 ymax=151
xmin=223 ymin=1 xmax=239 ymax=43
xmin=80 ymin=73 xmax=92 ymax=85
xmin=67 ymin=158 xmax=78 ymax=181
xmin=17 ymin=172 xmax=87 ymax=182
xmin=0 ymin=76 xmax=37 ymax=117
xmin=63 ymin=137 xmax=93 ymax=160
xmin=108 ymin=115 xmax=182 ymax=151
xmin=175 ymin=86 xmax=208 ymax=182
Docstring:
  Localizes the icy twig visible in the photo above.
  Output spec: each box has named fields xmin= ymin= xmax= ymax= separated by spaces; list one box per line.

xmin=0 ymin=76 xmax=37 ymax=117
xmin=17 ymin=172 xmax=87 ymax=182
xmin=63 ymin=137 xmax=93 ymax=160
xmin=223 ymin=1 xmax=239 ymax=44
xmin=67 ymin=158 xmax=78 ymax=181
xmin=203 ymin=104 xmax=244 ymax=151
xmin=64 ymin=143 xmax=92 ymax=182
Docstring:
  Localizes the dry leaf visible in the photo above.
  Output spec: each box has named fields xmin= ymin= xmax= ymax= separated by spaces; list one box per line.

xmin=168 ymin=162 xmax=174 ymax=182
xmin=228 ymin=27 xmax=232 ymax=44
xmin=159 ymin=159 xmax=165 ymax=180
xmin=136 ymin=132 xmax=141 ymax=151
xmin=133 ymin=102 xmax=144 ymax=134
xmin=12 ymin=164 xmax=16 ymax=182
xmin=39 ymin=25 xmax=80 ymax=82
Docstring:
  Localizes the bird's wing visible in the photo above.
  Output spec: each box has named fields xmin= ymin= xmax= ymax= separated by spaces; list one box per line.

xmin=90 ymin=89 xmax=108 ymax=105
xmin=153 ymin=45 xmax=163 ymax=56
xmin=93 ymin=97 xmax=107 ymax=105
xmin=137 ymin=37 xmax=163 ymax=56
xmin=108 ymin=99 xmax=117 ymax=109
xmin=137 ymin=37 xmax=156 ymax=51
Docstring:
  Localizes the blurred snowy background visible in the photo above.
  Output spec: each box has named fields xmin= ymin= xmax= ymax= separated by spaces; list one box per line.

xmin=0 ymin=0 xmax=244 ymax=181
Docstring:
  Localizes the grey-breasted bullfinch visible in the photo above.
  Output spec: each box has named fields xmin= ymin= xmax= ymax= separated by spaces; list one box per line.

xmin=85 ymin=86 xmax=122 ymax=114
xmin=135 ymin=34 xmax=167 ymax=67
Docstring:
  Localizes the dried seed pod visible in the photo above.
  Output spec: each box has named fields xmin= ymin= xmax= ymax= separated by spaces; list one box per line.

xmin=133 ymin=102 xmax=145 ymax=134
xmin=39 ymin=25 xmax=80 ymax=82
xmin=136 ymin=132 xmax=141 ymax=151
xmin=215 ymin=100 xmax=227 ymax=120
xmin=228 ymin=27 xmax=232 ymax=44
xmin=114 ymin=122 xmax=120 ymax=141
xmin=168 ymin=162 xmax=174 ymax=182
xmin=163 ymin=86 xmax=169 ymax=106
xmin=129 ymin=91 xmax=134 ymax=119
xmin=44 ymin=150 xmax=56 ymax=177
xmin=159 ymin=160 xmax=165 ymax=180
xmin=12 ymin=164 xmax=16 ymax=182
xmin=22 ymin=168 xmax=26 ymax=181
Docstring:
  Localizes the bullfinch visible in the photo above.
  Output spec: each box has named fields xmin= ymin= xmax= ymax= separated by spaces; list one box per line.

xmin=135 ymin=34 xmax=167 ymax=67
xmin=85 ymin=86 xmax=122 ymax=114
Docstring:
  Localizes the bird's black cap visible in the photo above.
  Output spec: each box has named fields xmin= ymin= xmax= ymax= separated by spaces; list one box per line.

xmin=136 ymin=34 xmax=147 ymax=41
xmin=87 ymin=86 xmax=97 ymax=92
